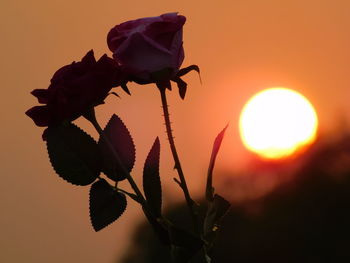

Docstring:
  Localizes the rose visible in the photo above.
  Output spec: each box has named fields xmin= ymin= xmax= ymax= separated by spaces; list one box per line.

xmin=107 ymin=13 xmax=186 ymax=84
xmin=26 ymin=50 xmax=124 ymax=139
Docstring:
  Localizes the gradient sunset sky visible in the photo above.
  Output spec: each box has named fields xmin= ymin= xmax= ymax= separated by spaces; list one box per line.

xmin=2 ymin=0 xmax=350 ymax=262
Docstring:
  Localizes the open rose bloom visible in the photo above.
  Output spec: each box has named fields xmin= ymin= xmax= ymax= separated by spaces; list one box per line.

xmin=107 ymin=13 xmax=186 ymax=83
xmin=26 ymin=50 xmax=125 ymax=139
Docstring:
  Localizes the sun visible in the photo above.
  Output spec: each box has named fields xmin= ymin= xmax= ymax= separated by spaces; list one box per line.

xmin=239 ymin=87 xmax=318 ymax=159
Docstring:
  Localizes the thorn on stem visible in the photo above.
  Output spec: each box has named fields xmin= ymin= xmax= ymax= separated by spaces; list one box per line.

xmin=173 ymin=177 xmax=182 ymax=187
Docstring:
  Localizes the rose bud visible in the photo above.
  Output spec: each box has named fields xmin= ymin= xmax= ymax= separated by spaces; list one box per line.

xmin=107 ymin=13 xmax=186 ymax=84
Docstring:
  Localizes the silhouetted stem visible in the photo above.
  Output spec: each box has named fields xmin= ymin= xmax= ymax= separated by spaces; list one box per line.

xmin=87 ymin=111 xmax=147 ymax=207
xmin=85 ymin=109 xmax=173 ymax=245
xmin=116 ymin=187 xmax=141 ymax=203
xmin=159 ymin=88 xmax=200 ymax=233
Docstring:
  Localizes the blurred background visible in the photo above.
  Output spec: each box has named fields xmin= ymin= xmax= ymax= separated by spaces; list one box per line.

xmin=1 ymin=0 xmax=350 ymax=262
xmin=121 ymin=132 xmax=350 ymax=262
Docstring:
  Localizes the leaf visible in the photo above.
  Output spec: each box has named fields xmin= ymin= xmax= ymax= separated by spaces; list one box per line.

xmin=173 ymin=77 xmax=188 ymax=100
xmin=203 ymin=194 xmax=231 ymax=243
xmin=89 ymin=179 xmax=127 ymax=231
xmin=206 ymin=124 xmax=229 ymax=201
xmin=177 ymin=65 xmax=201 ymax=79
xmin=46 ymin=123 xmax=101 ymax=186
xmin=98 ymin=114 xmax=135 ymax=182
xmin=143 ymin=137 xmax=162 ymax=217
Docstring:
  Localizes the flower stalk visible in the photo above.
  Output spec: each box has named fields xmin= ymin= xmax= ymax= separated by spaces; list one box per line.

xmin=159 ymin=87 xmax=200 ymax=234
xmin=85 ymin=108 xmax=147 ymax=207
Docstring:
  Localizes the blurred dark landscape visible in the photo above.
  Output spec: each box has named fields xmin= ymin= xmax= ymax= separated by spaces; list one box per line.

xmin=121 ymin=132 xmax=350 ymax=262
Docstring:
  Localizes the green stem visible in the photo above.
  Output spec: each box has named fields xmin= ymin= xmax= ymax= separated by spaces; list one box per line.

xmin=159 ymin=87 xmax=200 ymax=234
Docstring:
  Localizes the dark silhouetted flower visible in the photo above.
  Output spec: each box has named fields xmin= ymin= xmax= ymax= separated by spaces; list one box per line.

xmin=26 ymin=50 xmax=124 ymax=139
xmin=107 ymin=13 xmax=186 ymax=84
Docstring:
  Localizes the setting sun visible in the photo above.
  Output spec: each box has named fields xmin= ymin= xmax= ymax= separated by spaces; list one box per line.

xmin=239 ymin=87 xmax=318 ymax=159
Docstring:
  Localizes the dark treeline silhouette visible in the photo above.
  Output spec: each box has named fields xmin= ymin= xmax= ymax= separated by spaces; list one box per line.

xmin=121 ymin=133 xmax=350 ymax=262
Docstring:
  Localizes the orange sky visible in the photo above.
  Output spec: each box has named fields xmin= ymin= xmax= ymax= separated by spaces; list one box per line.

xmin=2 ymin=0 xmax=350 ymax=262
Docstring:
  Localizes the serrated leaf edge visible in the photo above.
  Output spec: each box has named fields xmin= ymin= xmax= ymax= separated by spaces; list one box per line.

xmin=46 ymin=123 xmax=100 ymax=186
xmin=89 ymin=180 xmax=127 ymax=231
xmin=99 ymin=114 xmax=136 ymax=172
